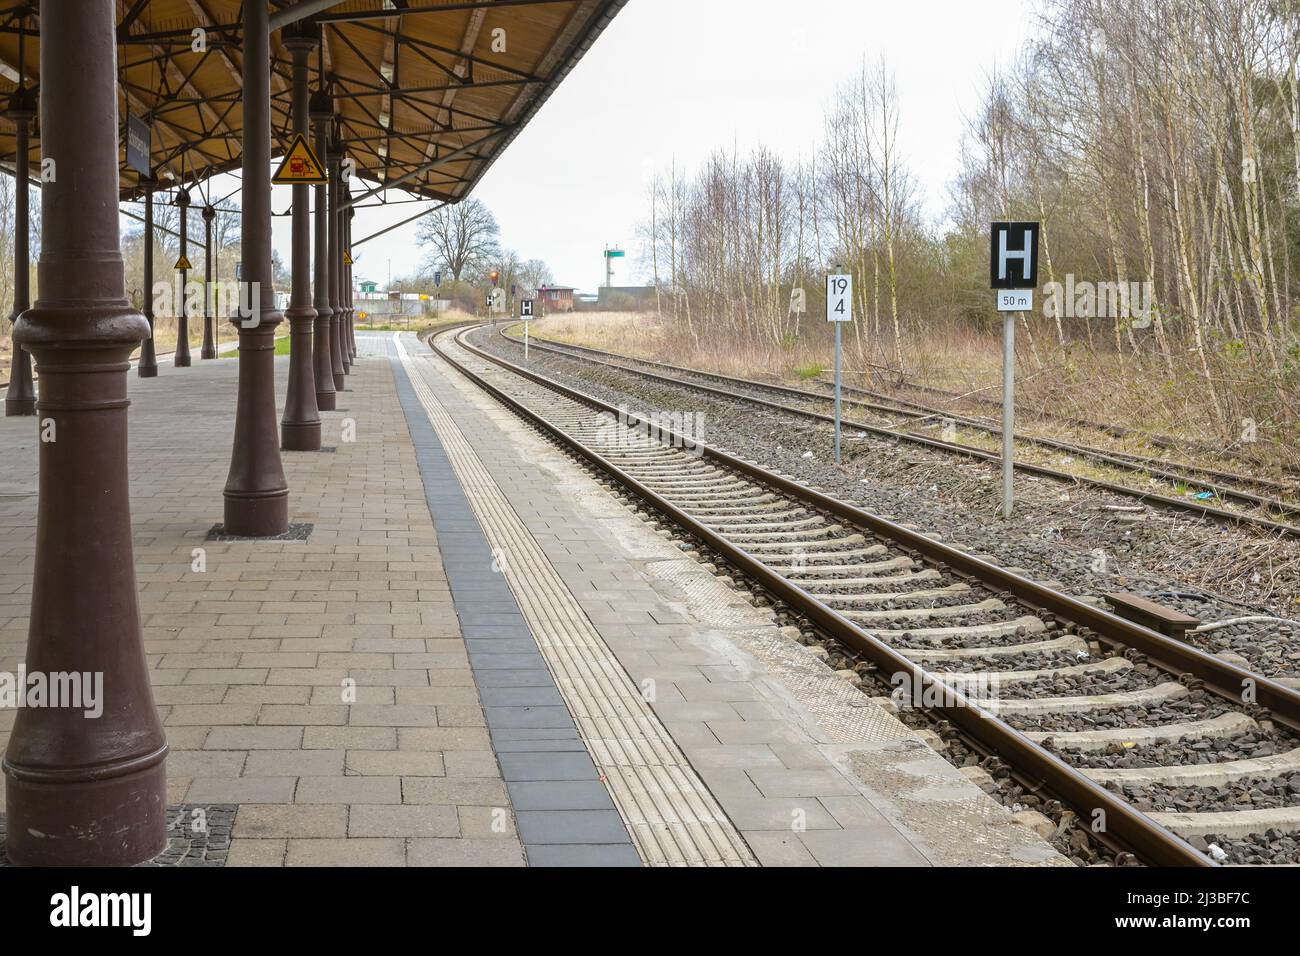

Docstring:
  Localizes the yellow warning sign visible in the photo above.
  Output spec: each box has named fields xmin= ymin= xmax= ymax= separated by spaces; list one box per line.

xmin=343 ymin=250 xmax=354 ymax=265
xmin=175 ymin=254 xmax=193 ymax=271
xmin=272 ymin=133 xmax=327 ymax=184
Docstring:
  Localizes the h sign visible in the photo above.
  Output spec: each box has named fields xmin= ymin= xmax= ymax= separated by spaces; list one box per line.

xmin=520 ymin=299 xmax=534 ymax=318
xmin=990 ymin=222 xmax=1040 ymax=290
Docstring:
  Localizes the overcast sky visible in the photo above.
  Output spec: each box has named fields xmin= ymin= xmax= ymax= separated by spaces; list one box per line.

xmin=246 ymin=0 xmax=1035 ymax=294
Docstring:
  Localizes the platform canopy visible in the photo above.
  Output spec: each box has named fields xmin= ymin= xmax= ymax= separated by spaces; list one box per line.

xmin=0 ymin=0 xmax=622 ymax=201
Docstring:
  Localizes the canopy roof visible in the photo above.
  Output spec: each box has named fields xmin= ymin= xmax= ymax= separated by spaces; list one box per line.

xmin=0 ymin=0 xmax=623 ymax=202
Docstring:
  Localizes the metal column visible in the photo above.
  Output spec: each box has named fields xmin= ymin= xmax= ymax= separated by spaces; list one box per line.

xmin=3 ymin=80 xmax=37 ymax=415
xmin=310 ymin=60 xmax=337 ymax=412
xmin=223 ymin=0 xmax=290 ymax=536
xmin=346 ymin=207 xmax=356 ymax=360
xmin=174 ymin=187 xmax=192 ymax=367
xmin=4 ymin=0 xmax=168 ymax=866
xmin=201 ymin=203 xmax=217 ymax=359
xmin=337 ymin=151 xmax=351 ymax=376
xmin=280 ymin=24 xmax=322 ymax=451
xmin=327 ymin=135 xmax=346 ymax=388
xmin=139 ymin=174 xmax=159 ymax=377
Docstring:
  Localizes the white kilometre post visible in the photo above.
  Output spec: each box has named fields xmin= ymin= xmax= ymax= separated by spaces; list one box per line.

xmin=826 ymin=269 xmax=852 ymax=465
xmin=991 ymin=222 xmax=1040 ymax=520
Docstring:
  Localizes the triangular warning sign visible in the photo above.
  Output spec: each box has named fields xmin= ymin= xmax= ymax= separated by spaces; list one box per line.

xmin=343 ymin=250 xmax=354 ymax=265
xmin=272 ymin=133 xmax=327 ymax=185
xmin=175 ymin=253 xmax=193 ymax=271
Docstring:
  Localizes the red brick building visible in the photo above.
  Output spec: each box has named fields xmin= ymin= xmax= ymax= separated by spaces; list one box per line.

xmin=538 ymin=285 xmax=575 ymax=312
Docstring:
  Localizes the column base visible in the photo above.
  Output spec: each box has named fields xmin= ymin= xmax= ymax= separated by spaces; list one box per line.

xmin=139 ymin=338 xmax=159 ymax=378
xmin=223 ymin=489 xmax=290 ymax=538
xmin=332 ymin=372 xmax=345 ymax=390
xmin=201 ymin=319 xmax=217 ymax=359
xmin=281 ymin=420 xmax=322 ymax=452
xmin=175 ymin=317 xmax=191 ymax=367
xmin=3 ymin=747 xmax=168 ymax=867
xmin=316 ymin=390 xmax=337 ymax=412
xmin=5 ymin=350 xmax=36 ymax=414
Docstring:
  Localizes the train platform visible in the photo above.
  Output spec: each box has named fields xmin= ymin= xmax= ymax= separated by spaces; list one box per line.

xmin=0 ymin=330 xmax=1064 ymax=867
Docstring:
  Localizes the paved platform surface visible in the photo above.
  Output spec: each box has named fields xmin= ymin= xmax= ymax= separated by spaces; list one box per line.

xmin=0 ymin=329 xmax=1065 ymax=867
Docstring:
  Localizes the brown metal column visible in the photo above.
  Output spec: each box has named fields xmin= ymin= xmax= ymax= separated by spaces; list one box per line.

xmin=4 ymin=82 xmax=37 ymax=415
xmin=327 ymin=137 xmax=346 ymax=389
xmin=346 ymin=208 xmax=357 ymax=360
xmin=280 ymin=25 xmax=321 ymax=451
xmin=224 ymin=0 xmax=289 ymax=536
xmin=174 ymin=187 xmax=192 ymax=367
xmin=310 ymin=64 xmax=336 ymax=411
xmin=201 ymin=203 xmax=217 ymax=359
xmin=4 ymin=0 xmax=168 ymax=866
xmin=336 ymin=150 xmax=351 ymax=376
xmin=138 ymin=175 xmax=160 ymax=378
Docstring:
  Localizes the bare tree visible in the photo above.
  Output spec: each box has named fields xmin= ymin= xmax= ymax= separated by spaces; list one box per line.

xmin=518 ymin=258 xmax=553 ymax=297
xmin=416 ymin=197 xmax=500 ymax=282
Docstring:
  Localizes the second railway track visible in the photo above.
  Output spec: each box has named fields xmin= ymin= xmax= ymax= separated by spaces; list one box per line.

xmin=495 ymin=326 xmax=1300 ymax=537
xmin=430 ymin=324 xmax=1300 ymax=866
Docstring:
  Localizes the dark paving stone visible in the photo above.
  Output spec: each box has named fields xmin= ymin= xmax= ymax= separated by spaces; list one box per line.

xmin=491 ymin=727 xmax=583 ymax=741
xmin=469 ymin=653 xmax=550 ymax=670
xmin=508 ymin=781 xmax=620 ymax=812
xmin=484 ymin=705 xmax=576 ymax=730
xmin=493 ymin=738 xmax=592 ymax=754
xmin=466 ymin=638 xmax=545 ymax=655
xmin=526 ymin=843 xmax=643 ymax=867
xmin=516 ymin=810 xmax=633 ymax=845
xmin=478 ymin=685 xmax=566 ymax=707
xmin=461 ymin=624 xmax=534 ymax=641
xmin=473 ymin=668 xmax=558 ymax=688
xmin=499 ymin=751 xmax=599 ymax=783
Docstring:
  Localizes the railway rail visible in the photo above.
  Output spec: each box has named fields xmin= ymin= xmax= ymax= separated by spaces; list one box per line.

xmin=495 ymin=327 xmax=1300 ymax=537
xmin=430 ymin=323 xmax=1300 ymax=867
xmin=821 ymin=364 xmax=1292 ymax=475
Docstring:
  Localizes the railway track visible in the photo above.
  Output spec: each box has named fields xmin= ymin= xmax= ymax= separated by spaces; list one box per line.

xmin=432 ymin=323 xmax=1300 ymax=866
xmin=498 ymin=328 xmax=1300 ymax=536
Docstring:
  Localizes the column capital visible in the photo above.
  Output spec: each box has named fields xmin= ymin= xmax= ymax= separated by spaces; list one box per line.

xmin=310 ymin=87 xmax=333 ymax=122
xmin=3 ymin=85 xmax=37 ymax=121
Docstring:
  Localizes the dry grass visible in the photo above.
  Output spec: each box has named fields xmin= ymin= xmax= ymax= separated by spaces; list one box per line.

xmin=355 ymin=308 xmax=478 ymax=332
xmin=537 ymin=310 xmax=1300 ymax=480
xmin=533 ymin=311 xmax=668 ymax=355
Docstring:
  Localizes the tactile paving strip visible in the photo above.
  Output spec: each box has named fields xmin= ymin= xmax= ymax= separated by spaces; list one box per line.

xmin=397 ymin=336 xmax=756 ymax=867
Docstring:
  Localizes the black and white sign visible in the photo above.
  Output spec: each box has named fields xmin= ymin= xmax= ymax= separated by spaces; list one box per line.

xmin=989 ymin=221 xmax=1040 ymax=290
xmin=127 ymin=114 xmax=152 ymax=176
xmin=825 ymin=274 xmax=852 ymax=323
xmin=520 ymin=299 xmax=534 ymax=319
